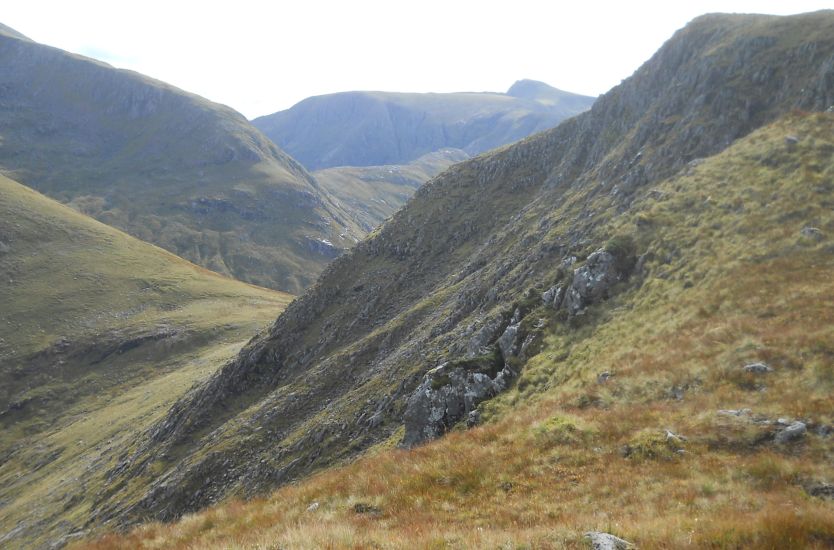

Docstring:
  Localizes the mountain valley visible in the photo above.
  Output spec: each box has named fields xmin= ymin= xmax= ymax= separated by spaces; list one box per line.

xmin=1 ymin=9 xmax=833 ymax=550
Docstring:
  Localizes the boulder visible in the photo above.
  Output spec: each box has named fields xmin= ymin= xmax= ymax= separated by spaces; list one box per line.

xmin=584 ymin=531 xmax=634 ymax=550
xmin=564 ymin=249 xmax=620 ymax=315
xmin=800 ymin=226 xmax=824 ymax=241
xmin=743 ymin=362 xmax=773 ymax=374
xmin=774 ymin=421 xmax=807 ymax=444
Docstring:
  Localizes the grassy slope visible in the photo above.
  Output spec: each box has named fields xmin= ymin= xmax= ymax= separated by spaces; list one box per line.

xmin=84 ymin=113 xmax=834 ymax=548
xmin=0 ymin=26 xmax=362 ymax=294
xmin=314 ymin=149 xmax=470 ymax=230
xmin=0 ymin=174 xmax=292 ymax=547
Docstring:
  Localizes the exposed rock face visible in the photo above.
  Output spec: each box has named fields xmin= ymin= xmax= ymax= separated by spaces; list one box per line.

xmin=565 ymin=249 xmax=621 ymax=315
xmin=402 ymin=359 xmax=514 ymax=447
xmin=497 ymin=322 xmax=521 ymax=358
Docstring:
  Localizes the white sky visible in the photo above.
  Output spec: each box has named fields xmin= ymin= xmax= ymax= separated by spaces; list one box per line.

xmin=3 ymin=1 xmax=831 ymax=119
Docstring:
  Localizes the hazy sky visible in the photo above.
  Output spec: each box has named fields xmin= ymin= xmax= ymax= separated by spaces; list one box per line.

xmin=3 ymin=1 xmax=831 ymax=118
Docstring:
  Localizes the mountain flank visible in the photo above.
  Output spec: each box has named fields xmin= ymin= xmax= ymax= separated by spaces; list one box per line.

xmin=0 ymin=25 xmax=362 ymax=294
xmin=70 ymin=11 xmax=834 ymax=548
xmin=314 ymin=148 xmax=470 ymax=230
xmin=0 ymin=173 xmax=293 ymax=548
xmin=252 ymin=82 xmax=595 ymax=170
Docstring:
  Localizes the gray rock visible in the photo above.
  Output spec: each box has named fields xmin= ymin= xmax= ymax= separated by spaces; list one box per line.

xmin=743 ymin=362 xmax=773 ymax=374
xmin=785 ymin=135 xmax=800 ymax=145
xmin=497 ymin=323 xmax=520 ymax=358
xmin=597 ymin=371 xmax=612 ymax=384
xmin=465 ymin=317 xmax=502 ymax=357
xmin=565 ymin=249 xmax=620 ymax=315
xmin=805 ymin=482 xmax=834 ymax=500
xmin=584 ymin=531 xmax=633 ymax=550
xmin=800 ymin=226 xmax=824 ymax=241
xmin=466 ymin=409 xmax=481 ymax=428
xmin=401 ymin=361 xmax=515 ymax=447
xmin=774 ymin=421 xmax=807 ymax=444
xmin=542 ymin=285 xmax=564 ymax=308
xmin=306 ymin=502 xmax=320 ymax=512
xmin=718 ymin=408 xmax=752 ymax=417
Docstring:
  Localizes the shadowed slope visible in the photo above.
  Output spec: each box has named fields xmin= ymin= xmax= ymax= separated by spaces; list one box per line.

xmin=0 ymin=25 xmax=362 ymax=294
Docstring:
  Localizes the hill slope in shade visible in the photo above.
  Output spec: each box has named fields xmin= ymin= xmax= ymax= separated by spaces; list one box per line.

xmin=314 ymin=148 xmax=470 ymax=230
xmin=252 ymin=81 xmax=594 ymax=169
xmin=0 ymin=25 xmax=362 ymax=294
xmin=80 ymin=11 xmax=834 ymax=543
xmin=0 ymin=174 xmax=292 ymax=548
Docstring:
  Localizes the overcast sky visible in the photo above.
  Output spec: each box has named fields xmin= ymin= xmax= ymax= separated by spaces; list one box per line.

xmin=3 ymin=1 xmax=831 ymax=119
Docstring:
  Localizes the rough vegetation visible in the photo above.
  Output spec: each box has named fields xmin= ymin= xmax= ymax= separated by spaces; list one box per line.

xmin=0 ymin=26 xmax=362 ymax=294
xmin=63 ymin=11 xmax=834 ymax=549
xmin=0 ymin=174 xmax=292 ymax=548
xmin=251 ymin=81 xmax=594 ymax=169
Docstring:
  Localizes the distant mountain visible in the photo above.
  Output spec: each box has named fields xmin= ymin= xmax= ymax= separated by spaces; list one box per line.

xmin=252 ymin=82 xmax=595 ymax=169
xmin=0 ymin=173 xmax=292 ymax=548
xmin=0 ymin=25 xmax=362 ymax=294
xmin=86 ymin=11 xmax=834 ymax=540
xmin=314 ymin=148 xmax=470 ymax=230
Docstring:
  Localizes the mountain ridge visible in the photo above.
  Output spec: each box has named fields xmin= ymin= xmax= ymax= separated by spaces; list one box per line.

xmin=251 ymin=82 xmax=595 ymax=169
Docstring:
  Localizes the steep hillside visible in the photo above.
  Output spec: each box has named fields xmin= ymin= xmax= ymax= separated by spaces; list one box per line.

xmin=314 ymin=149 xmax=470 ymax=230
xmin=252 ymin=82 xmax=594 ymax=169
xmin=75 ymin=12 xmax=834 ymax=544
xmin=83 ymin=114 xmax=834 ymax=550
xmin=0 ymin=174 xmax=292 ymax=548
xmin=0 ymin=25 xmax=362 ymax=294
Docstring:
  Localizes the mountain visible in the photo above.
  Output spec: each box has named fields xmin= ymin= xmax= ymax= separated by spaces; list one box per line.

xmin=0 ymin=173 xmax=293 ymax=548
xmin=314 ymin=148 xmax=470 ymax=230
xmin=251 ymin=82 xmax=595 ymax=170
xmin=73 ymin=11 xmax=834 ymax=547
xmin=0 ymin=25 xmax=362 ymax=294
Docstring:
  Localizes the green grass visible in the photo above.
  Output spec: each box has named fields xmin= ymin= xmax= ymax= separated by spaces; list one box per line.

xmin=0 ymin=174 xmax=293 ymax=548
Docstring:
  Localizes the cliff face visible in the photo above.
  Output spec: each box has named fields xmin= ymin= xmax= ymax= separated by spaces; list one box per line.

xmin=252 ymin=83 xmax=595 ymax=170
xmin=95 ymin=11 xmax=834 ymax=528
xmin=0 ymin=26 xmax=362 ymax=293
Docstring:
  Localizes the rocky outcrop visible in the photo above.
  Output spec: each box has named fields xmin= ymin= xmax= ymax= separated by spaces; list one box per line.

xmin=402 ymin=356 xmax=514 ymax=447
xmin=564 ymin=249 xmax=622 ymax=315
